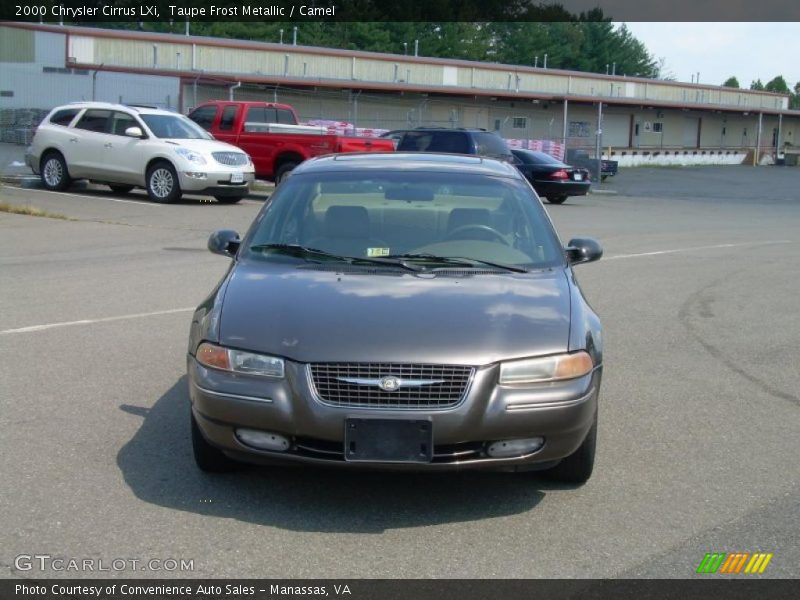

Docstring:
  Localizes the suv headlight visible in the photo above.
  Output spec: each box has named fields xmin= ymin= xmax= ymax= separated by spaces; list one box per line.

xmin=175 ymin=147 xmax=207 ymax=165
xmin=196 ymin=342 xmax=285 ymax=378
xmin=499 ymin=351 xmax=593 ymax=385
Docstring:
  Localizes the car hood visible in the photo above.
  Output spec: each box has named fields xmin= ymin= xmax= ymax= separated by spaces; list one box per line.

xmin=218 ymin=262 xmax=572 ymax=365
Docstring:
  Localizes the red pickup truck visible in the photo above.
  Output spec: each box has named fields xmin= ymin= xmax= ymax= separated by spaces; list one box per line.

xmin=187 ymin=101 xmax=394 ymax=183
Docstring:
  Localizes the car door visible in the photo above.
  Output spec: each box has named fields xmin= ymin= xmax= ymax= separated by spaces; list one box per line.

xmin=100 ymin=111 xmax=146 ymax=184
xmin=69 ymin=109 xmax=112 ymax=178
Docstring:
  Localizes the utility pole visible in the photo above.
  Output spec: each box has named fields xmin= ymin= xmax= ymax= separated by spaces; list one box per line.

xmin=414 ymin=40 xmax=419 ymax=57
xmin=595 ymin=102 xmax=603 ymax=183
xmin=293 ymin=27 xmax=297 ymax=45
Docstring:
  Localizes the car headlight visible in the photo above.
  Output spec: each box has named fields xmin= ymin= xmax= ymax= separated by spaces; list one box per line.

xmin=196 ymin=342 xmax=284 ymax=378
xmin=175 ymin=147 xmax=207 ymax=165
xmin=499 ymin=351 xmax=593 ymax=385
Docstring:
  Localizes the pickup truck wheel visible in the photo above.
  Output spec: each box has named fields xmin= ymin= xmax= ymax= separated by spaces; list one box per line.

xmin=275 ymin=162 xmax=298 ymax=185
xmin=548 ymin=195 xmax=568 ymax=204
xmin=109 ymin=185 xmax=134 ymax=194
xmin=146 ymin=162 xmax=182 ymax=204
xmin=542 ymin=410 xmax=596 ymax=484
xmin=40 ymin=152 xmax=72 ymax=191
xmin=191 ymin=411 xmax=238 ymax=473
xmin=215 ymin=195 xmax=244 ymax=204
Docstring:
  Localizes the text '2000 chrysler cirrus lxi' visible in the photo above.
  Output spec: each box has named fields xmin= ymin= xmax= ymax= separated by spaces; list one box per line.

xmin=188 ymin=153 xmax=603 ymax=483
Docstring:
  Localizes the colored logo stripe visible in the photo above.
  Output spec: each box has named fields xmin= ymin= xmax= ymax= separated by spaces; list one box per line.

xmin=697 ymin=552 xmax=773 ymax=574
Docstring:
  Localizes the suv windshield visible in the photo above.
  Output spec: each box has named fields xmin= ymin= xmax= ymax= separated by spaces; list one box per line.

xmin=245 ymin=170 xmax=565 ymax=270
xmin=140 ymin=114 xmax=212 ymax=140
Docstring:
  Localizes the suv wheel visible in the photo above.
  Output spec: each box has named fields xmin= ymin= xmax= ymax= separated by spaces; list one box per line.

xmin=146 ymin=162 xmax=182 ymax=203
xmin=40 ymin=152 xmax=71 ymax=191
xmin=548 ymin=195 xmax=568 ymax=205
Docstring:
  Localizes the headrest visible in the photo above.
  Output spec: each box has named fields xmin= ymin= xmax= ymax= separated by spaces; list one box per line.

xmin=325 ymin=206 xmax=370 ymax=239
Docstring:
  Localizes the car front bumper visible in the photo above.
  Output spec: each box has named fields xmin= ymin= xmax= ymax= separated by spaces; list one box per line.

xmin=187 ymin=356 xmax=601 ymax=471
xmin=177 ymin=170 xmax=255 ymax=195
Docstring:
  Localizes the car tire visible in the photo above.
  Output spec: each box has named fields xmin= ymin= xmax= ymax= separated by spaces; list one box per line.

xmin=548 ymin=195 xmax=568 ymax=204
xmin=40 ymin=152 xmax=72 ymax=191
xmin=191 ymin=411 xmax=238 ymax=473
xmin=543 ymin=411 xmax=596 ymax=484
xmin=145 ymin=161 xmax=182 ymax=204
xmin=275 ymin=161 xmax=298 ymax=186
xmin=214 ymin=195 xmax=245 ymax=204
xmin=109 ymin=185 xmax=134 ymax=194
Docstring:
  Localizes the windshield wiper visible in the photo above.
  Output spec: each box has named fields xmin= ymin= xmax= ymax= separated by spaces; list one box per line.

xmin=384 ymin=253 xmax=528 ymax=273
xmin=250 ymin=244 xmax=419 ymax=271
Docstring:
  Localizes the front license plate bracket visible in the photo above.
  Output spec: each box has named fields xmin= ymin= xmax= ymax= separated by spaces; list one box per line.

xmin=344 ymin=418 xmax=433 ymax=463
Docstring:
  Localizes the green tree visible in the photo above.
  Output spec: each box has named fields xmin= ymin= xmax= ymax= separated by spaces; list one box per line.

xmin=750 ymin=79 xmax=765 ymax=90
xmin=764 ymin=75 xmax=790 ymax=94
xmin=722 ymin=76 xmax=740 ymax=88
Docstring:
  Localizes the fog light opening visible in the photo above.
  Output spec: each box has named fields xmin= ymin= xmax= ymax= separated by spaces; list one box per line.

xmin=184 ymin=171 xmax=207 ymax=179
xmin=235 ymin=428 xmax=290 ymax=452
xmin=486 ymin=437 xmax=545 ymax=458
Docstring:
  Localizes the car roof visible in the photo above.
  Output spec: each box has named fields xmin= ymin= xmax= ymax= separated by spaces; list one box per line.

xmin=56 ymin=101 xmax=176 ymax=116
xmin=292 ymin=152 xmax=523 ymax=179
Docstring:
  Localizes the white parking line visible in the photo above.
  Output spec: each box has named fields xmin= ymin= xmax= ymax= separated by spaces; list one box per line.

xmin=605 ymin=240 xmax=792 ymax=261
xmin=5 ymin=187 xmax=161 ymax=207
xmin=0 ymin=307 xmax=195 ymax=336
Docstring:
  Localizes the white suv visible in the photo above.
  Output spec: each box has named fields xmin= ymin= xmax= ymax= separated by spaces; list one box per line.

xmin=26 ymin=102 xmax=255 ymax=203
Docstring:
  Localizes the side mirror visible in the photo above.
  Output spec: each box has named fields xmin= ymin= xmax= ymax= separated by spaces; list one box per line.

xmin=565 ymin=238 xmax=603 ymax=265
xmin=208 ymin=230 xmax=241 ymax=258
xmin=124 ymin=126 xmax=144 ymax=138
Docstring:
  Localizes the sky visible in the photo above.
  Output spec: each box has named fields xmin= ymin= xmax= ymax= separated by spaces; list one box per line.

xmin=622 ymin=23 xmax=800 ymax=90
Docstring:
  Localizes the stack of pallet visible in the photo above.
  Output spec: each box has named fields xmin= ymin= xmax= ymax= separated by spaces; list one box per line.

xmin=0 ymin=108 xmax=49 ymax=145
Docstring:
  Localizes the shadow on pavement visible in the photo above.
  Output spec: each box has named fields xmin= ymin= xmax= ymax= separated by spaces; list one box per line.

xmin=117 ymin=377 xmax=550 ymax=533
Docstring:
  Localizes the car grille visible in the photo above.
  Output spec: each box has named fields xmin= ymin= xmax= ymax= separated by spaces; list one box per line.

xmin=309 ymin=363 xmax=474 ymax=409
xmin=212 ymin=151 xmax=249 ymax=166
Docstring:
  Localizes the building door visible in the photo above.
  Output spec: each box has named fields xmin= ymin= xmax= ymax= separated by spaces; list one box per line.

xmin=683 ymin=117 xmax=700 ymax=149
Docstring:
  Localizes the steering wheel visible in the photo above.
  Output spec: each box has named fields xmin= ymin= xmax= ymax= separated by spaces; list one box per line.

xmin=445 ymin=224 xmax=510 ymax=245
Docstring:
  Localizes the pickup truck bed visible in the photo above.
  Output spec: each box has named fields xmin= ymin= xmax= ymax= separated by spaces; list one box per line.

xmin=188 ymin=101 xmax=394 ymax=183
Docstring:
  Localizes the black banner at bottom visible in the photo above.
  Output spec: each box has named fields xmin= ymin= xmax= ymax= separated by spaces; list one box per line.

xmin=2 ymin=579 xmax=798 ymax=600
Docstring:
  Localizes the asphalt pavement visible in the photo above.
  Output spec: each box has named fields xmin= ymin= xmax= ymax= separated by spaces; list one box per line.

xmin=0 ymin=165 xmax=798 ymax=579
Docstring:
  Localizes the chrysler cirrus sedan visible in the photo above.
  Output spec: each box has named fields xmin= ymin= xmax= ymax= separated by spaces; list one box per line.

xmin=187 ymin=153 xmax=603 ymax=483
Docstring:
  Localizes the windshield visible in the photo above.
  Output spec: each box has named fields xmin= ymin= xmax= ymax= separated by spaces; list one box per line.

xmin=244 ymin=170 xmax=565 ymax=270
xmin=140 ymin=114 xmax=213 ymax=139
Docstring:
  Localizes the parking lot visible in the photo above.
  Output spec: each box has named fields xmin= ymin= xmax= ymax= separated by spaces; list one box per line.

xmin=1 ymin=165 xmax=798 ymax=578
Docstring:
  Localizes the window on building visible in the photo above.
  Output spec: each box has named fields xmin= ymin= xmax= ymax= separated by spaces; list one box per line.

xmin=652 ymin=122 xmax=663 ymax=133
xmin=569 ymin=121 xmax=591 ymax=138
xmin=512 ymin=117 xmax=527 ymax=129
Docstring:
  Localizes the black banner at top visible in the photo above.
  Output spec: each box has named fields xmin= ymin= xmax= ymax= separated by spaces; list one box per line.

xmin=1 ymin=0 xmax=799 ymax=22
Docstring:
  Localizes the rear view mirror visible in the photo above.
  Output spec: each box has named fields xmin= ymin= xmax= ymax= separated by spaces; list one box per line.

xmin=565 ymin=238 xmax=603 ymax=265
xmin=208 ymin=230 xmax=241 ymax=258
xmin=124 ymin=126 xmax=144 ymax=138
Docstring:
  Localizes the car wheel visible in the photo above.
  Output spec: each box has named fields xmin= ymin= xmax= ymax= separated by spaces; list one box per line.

xmin=146 ymin=161 xmax=182 ymax=203
xmin=40 ymin=152 xmax=72 ymax=191
xmin=275 ymin=161 xmax=298 ymax=185
xmin=543 ymin=411 xmax=596 ymax=484
xmin=191 ymin=411 xmax=238 ymax=473
xmin=214 ymin=195 xmax=245 ymax=204
xmin=548 ymin=195 xmax=568 ymax=204
xmin=109 ymin=185 xmax=134 ymax=194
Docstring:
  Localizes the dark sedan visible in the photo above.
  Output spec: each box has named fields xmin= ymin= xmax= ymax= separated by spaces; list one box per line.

xmin=512 ymin=149 xmax=591 ymax=204
xmin=188 ymin=153 xmax=603 ymax=483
